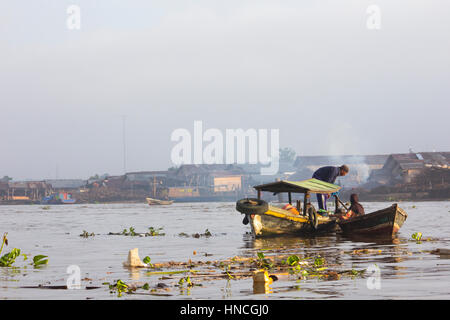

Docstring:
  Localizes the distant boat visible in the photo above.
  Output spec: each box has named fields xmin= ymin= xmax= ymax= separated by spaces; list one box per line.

xmin=146 ymin=197 xmax=174 ymax=206
xmin=41 ymin=192 xmax=76 ymax=205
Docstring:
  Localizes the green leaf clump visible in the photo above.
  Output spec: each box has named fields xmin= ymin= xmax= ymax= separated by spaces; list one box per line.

xmin=33 ymin=255 xmax=49 ymax=267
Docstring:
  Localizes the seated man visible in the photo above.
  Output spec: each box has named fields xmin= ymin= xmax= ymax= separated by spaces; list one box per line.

xmin=312 ymin=165 xmax=349 ymax=211
xmin=340 ymin=193 xmax=365 ymax=220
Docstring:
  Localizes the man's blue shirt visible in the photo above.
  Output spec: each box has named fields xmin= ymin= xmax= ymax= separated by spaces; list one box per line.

xmin=312 ymin=166 xmax=340 ymax=184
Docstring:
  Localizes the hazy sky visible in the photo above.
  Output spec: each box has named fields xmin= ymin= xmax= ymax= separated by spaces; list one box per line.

xmin=1 ymin=0 xmax=449 ymax=180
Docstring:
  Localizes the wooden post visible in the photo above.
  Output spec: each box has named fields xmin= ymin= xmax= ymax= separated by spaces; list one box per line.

xmin=334 ymin=195 xmax=339 ymax=214
xmin=257 ymin=190 xmax=261 ymax=200
xmin=303 ymin=192 xmax=310 ymax=216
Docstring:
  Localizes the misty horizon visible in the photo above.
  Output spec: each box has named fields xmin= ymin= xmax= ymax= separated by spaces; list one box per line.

xmin=1 ymin=1 xmax=449 ymax=180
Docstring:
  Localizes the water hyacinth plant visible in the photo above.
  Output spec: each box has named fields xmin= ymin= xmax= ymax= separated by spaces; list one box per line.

xmin=148 ymin=227 xmax=165 ymax=236
xmin=32 ymin=255 xmax=49 ymax=268
xmin=111 ymin=226 xmax=165 ymax=237
xmin=412 ymin=232 xmax=423 ymax=243
xmin=0 ymin=233 xmax=48 ymax=268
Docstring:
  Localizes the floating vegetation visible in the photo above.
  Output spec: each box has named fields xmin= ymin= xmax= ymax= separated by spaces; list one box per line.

xmin=80 ymin=230 xmax=95 ymax=238
xmin=106 ymin=278 xmax=174 ymax=297
xmin=0 ymin=233 xmax=48 ymax=268
xmin=412 ymin=232 xmax=422 ymax=242
xmin=0 ymin=248 xmax=26 ymax=267
xmin=109 ymin=226 xmax=165 ymax=237
xmin=32 ymin=255 xmax=49 ymax=268
xmin=41 ymin=206 xmax=51 ymax=210
xmin=178 ymin=229 xmax=212 ymax=238
xmin=107 ymin=279 xmax=130 ymax=297
xmin=177 ymin=275 xmax=200 ymax=288
xmin=147 ymin=227 xmax=165 ymax=236
xmin=314 ymin=256 xmax=325 ymax=267
xmin=143 ymin=256 xmax=154 ymax=268
xmin=410 ymin=232 xmax=434 ymax=243
xmin=192 ymin=229 xmax=212 ymax=238
xmin=102 ymin=248 xmax=376 ymax=297
xmin=122 ymin=227 xmax=137 ymax=236
xmin=255 ymin=252 xmax=274 ymax=270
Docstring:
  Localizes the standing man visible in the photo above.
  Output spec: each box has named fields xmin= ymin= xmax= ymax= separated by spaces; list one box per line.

xmin=312 ymin=165 xmax=349 ymax=211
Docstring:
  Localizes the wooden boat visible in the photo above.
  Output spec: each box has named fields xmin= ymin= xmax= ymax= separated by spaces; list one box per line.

xmin=146 ymin=197 xmax=174 ymax=206
xmin=236 ymin=179 xmax=341 ymax=237
xmin=338 ymin=204 xmax=407 ymax=237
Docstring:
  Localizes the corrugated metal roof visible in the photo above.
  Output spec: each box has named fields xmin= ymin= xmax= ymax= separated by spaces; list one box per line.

xmin=45 ymin=179 xmax=86 ymax=189
xmin=9 ymin=182 xmax=28 ymax=188
xmin=389 ymin=152 xmax=450 ymax=170
xmin=254 ymin=178 xmax=341 ymax=194
xmin=399 ymin=162 xmax=424 ymax=170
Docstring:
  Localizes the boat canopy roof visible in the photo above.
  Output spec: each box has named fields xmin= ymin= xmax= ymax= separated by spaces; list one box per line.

xmin=253 ymin=178 xmax=341 ymax=194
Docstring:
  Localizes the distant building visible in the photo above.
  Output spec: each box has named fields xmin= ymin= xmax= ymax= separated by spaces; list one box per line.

xmin=165 ymin=164 xmax=246 ymax=201
xmin=45 ymin=179 xmax=86 ymax=191
xmin=367 ymin=152 xmax=450 ymax=186
xmin=1 ymin=181 xmax=51 ymax=201
xmin=0 ymin=181 xmax=9 ymax=200
xmin=211 ymin=174 xmax=242 ymax=192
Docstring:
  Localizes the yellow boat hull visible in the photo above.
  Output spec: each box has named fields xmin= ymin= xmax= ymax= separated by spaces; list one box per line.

xmin=246 ymin=205 xmax=337 ymax=237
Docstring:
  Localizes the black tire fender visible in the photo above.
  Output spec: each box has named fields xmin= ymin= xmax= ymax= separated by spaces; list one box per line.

xmin=236 ymin=198 xmax=268 ymax=215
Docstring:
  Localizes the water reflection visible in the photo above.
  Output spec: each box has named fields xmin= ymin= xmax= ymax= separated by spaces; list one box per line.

xmin=244 ymin=234 xmax=341 ymax=252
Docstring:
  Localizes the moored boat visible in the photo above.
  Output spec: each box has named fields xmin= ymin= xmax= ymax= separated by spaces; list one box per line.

xmin=146 ymin=197 xmax=174 ymax=206
xmin=338 ymin=204 xmax=407 ymax=237
xmin=236 ymin=179 xmax=341 ymax=237
xmin=41 ymin=192 xmax=76 ymax=204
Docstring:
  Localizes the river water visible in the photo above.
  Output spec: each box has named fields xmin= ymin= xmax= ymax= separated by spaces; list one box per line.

xmin=0 ymin=201 xmax=449 ymax=300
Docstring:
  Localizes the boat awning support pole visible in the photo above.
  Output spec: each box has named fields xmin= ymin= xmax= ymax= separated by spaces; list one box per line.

xmin=335 ymin=196 xmax=340 ymax=213
xmin=288 ymin=192 xmax=292 ymax=205
xmin=303 ymin=192 xmax=310 ymax=215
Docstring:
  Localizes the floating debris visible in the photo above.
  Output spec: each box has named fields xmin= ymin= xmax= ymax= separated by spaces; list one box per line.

xmin=349 ymin=249 xmax=383 ymax=255
xmin=21 ymin=285 xmax=101 ymax=290
xmin=430 ymin=248 xmax=450 ymax=259
xmin=123 ymin=248 xmax=148 ymax=268
xmin=252 ymin=269 xmax=273 ymax=294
